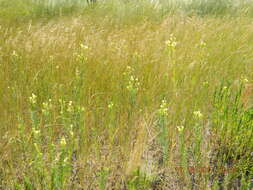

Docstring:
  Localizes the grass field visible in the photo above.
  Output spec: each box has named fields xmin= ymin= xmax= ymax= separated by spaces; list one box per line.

xmin=1 ymin=0 xmax=253 ymax=189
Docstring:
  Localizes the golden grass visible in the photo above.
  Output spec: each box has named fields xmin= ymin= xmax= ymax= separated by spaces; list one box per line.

xmin=1 ymin=13 xmax=253 ymax=189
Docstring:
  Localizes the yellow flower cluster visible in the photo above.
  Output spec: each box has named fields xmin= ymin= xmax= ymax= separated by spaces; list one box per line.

xmin=158 ymin=99 xmax=169 ymax=116
xmin=29 ymin=93 xmax=37 ymax=105
xmin=165 ymin=34 xmax=177 ymax=51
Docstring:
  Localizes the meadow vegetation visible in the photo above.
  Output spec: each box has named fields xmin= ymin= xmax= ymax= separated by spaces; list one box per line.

xmin=1 ymin=0 xmax=253 ymax=189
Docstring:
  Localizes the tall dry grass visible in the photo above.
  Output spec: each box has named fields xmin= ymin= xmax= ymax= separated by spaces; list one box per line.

xmin=1 ymin=1 xmax=253 ymax=189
